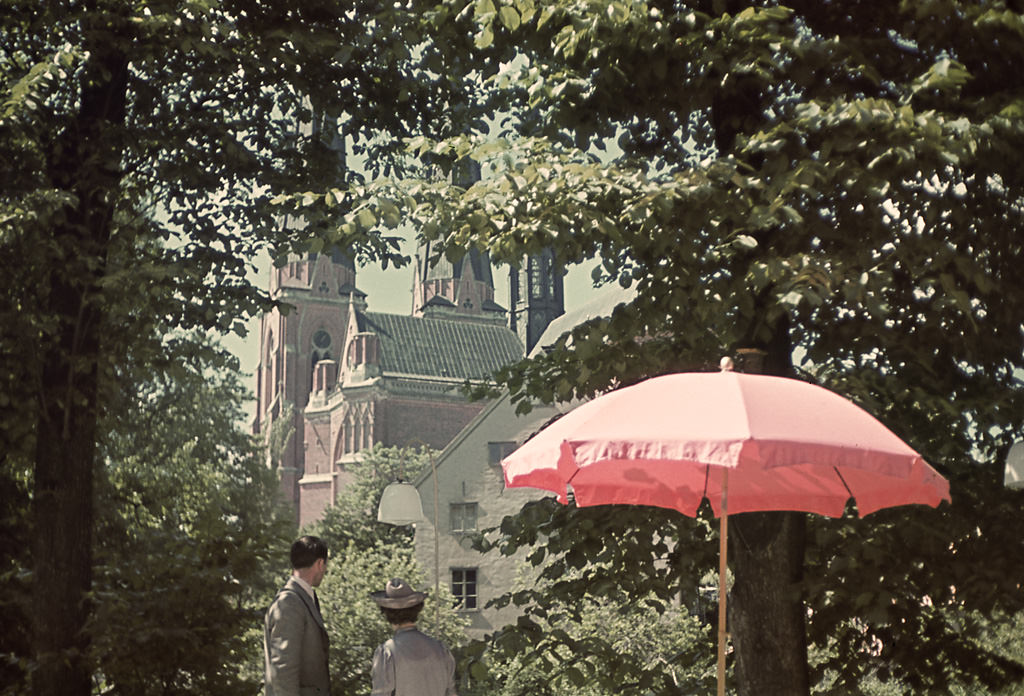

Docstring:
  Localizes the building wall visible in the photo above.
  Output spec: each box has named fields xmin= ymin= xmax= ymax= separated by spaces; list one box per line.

xmin=377 ymin=395 xmax=485 ymax=450
xmin=414 ymin=394 xmax=563 ymax=641
xmin=296 ymin=379 xmax=494 ymax=529
xmin=298 ymin=477 xmax=334 ymax=529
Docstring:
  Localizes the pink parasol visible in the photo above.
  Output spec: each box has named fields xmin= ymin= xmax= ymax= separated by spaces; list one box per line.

xmin=502 ymin=361 xmax=950 ymax=695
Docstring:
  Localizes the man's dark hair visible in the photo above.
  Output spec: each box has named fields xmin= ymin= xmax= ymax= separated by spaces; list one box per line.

xmin=380 ymin=602 xmax=424 ymax=625
xmin=290 ymin=536 xmax=328 ymax=570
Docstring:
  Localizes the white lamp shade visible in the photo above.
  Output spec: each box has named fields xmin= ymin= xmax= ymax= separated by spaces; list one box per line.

xmin=1005 ymin=441 xmax=1024 ymax=490
xmin=377 ymin=481 xmax=425 ymax=525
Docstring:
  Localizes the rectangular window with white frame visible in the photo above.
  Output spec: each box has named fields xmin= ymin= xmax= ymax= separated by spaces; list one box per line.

xmin=449 ymin=502 xmax=478 ymax=533
xmin=451 ymin=568 xmax=478 ymax=610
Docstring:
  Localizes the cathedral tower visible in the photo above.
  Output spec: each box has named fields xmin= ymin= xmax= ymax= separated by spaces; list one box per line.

xmin=254 ymin=242 xmax=365 ymax=514
xmin=411 ymin=158 xmax=507 ymax=324
xmin=411 ymin=244 xmax=507 ymax=324
xmin=509 ymin=249 xmax=565 ymax=354
xmin=254 ymin=153 xmax=571 ymax=527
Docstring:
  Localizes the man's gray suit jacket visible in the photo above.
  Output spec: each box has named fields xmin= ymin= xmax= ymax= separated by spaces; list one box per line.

xmin=264 ymin=577 xmax=331 ymax=696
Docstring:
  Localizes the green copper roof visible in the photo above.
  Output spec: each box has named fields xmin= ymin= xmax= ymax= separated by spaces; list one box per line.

xmin=359 ymin=312 xmax=524 ymax=380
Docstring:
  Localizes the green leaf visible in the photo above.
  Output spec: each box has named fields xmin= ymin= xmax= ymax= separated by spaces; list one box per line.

xmin=356 ymin=208 xmax=378 ymax=230
xmin=499 ymin=6 xmax=521 ymax=31
xmin=469 ymin=660 xmax=489 ymax=681
xmin=537 ymin=5 xmax=556 ymax=28
xmin=379 ymin=199 xmax=402 ymax=228
xmin=564 ymin=666 xmax=587 ymax=686
xmin=734 ymin=234 xmax=758 ymax=250
xmin=475 ymin=27 xmax=494 ymax=49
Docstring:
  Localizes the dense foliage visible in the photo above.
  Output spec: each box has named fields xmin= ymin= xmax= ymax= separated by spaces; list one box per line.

xmin=90 ymin=345 xmax=292 ymax=696
xmin=276 ymin=1 xmax=1024 ymax=694
xmin=4 ymin=0 xmax=1023 ymax=694
xmin=0 ymin=340 xmax=292 ymax=696
xmin=0 ymin=1 xmax=483 ymax=693
xmin=465 ymin=499 xmax=717 ymax=696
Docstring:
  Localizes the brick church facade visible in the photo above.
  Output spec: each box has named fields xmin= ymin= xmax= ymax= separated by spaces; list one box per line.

xmin=253 ymin=232 xmax=564 ymax=527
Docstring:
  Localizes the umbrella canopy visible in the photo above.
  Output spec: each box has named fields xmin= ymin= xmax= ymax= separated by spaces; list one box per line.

xmin=503 ymin=369 xmax=950 ymax=517
xmin=502 ymin=366 xmax=951 ymax=696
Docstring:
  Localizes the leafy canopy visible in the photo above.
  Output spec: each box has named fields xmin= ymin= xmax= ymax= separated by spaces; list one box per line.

xmin=1 ymin=2 xmax=488 ymax=694
xmin=274 ymin=1 xmax=1024 ymax=692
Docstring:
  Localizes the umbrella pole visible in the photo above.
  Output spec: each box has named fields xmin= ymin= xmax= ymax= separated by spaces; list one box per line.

xmin=717 ymin=467 xmax=729 ymax=696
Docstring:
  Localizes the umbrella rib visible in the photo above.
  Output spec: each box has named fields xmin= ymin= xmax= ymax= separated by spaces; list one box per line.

xmin=833 ymin=466 xmax=855 ymax=502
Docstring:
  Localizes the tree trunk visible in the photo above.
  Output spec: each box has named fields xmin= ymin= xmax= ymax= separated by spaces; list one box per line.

xmin=709 ymin=22 xmax=812 ymax=692
xmin=31 ymin=25 xmax=127 ymax=696
xmin=728 ymin=511 xmax=809 ymax=696
xmin=725 ymin=334 xmax=810 ymax=695
xmin=32 ymin=332 xmax=100 ymax=696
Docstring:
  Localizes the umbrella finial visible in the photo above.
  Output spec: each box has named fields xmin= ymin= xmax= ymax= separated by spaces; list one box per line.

xmin=719 ymin=356 xmax=735 ymax=372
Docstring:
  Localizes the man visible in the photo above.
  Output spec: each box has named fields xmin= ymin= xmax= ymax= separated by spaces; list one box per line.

xmin=264 ymin=536 xmax=331 ymax=696
xmin=369 ymin=578 xmax=457 ymax=696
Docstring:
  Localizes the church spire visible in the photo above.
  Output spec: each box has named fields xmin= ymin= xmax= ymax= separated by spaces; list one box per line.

xmin=412 ymin=159 xmax=505 ymax=323
xmin=509 ymin=249 xmax=565 ymax=354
